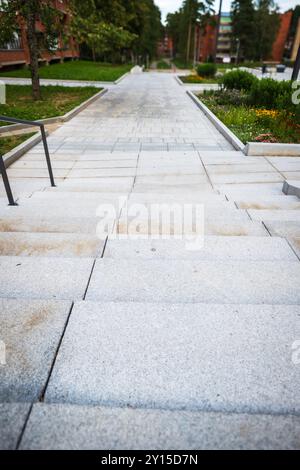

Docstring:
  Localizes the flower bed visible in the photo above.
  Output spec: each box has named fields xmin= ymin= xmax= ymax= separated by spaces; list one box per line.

xmin=199 ymin=71 xmax=300 ymax=144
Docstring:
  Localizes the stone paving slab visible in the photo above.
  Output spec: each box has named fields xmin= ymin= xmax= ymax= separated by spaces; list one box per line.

xmin=73 ymin=160 xmax=137 ymax=169
xmin=205 ymin=220 xmax=269 ymax=236
xmin=217 ymin=183 xmax=286 ymax=197
xmin=128 ymin=192 xmax=226 ymax=204
xmin=249 ymin=210 xmax=300 ymax=222
xmin=0 ymin=233 xmax=104 ymax=258
xmin=265 ymin=221 xmax=300 ymax=239
xmin=209 ymin=173 xmax=284 ymax=185
xmin=67 ymin=168 xmax=136 ymax=178
xmin=206 ymin=163 xmax=276 ymax=174
xmin=132 ymin=184 xmax=214 ymax=194
xmin=0 ymin=179 xmax=53 ymax=199
xmin=104 ymin=237 xmax=297 ymax=261
xmin=7 ymin=168 xmax=71 ymax=179
xmin=234 ymin=196 xmax=300 ymax=210
xmin=45 ymin=301 xmax=300 ymax=414
xmin=135 ymin=175 xmax=209 ymax=186
xmin=10 ymin=160 xmax=74 ymax=170
xmin=0 ymin=195 xmax=124 ymax=219
xmin=0 ymin=215 xmax=99 ymax=234
xmin=86 ymin=259 xmax=300 ymax=304
xmin=48 ymin=177 xmax=134 ymax=193
xmin=0 ymin=257 xmax=94 ymax=300
xmin=0 ymin=404 xmax=31 ymax=450
xmin=0 ymin=299 xmax=72 ymax=401
xmin=20 ymin=403 xmax=300 ymax=450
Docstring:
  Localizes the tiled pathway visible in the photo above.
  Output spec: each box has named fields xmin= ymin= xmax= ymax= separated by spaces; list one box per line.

xmin=0 ymin=73 xmax=300 ymax=450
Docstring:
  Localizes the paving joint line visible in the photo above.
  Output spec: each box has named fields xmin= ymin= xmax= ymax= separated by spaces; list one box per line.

xmin=38 ymin=302 xmax=75 ymax=403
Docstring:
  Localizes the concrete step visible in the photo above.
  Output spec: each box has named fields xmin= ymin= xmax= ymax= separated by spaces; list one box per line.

xmin=234 ymin=196 xmax=300 ymax=210
xmin=265 ymin=221 xmax=300 ymax=239
xmin=0 ymin=215 xmax=99 ymax=234
xmin=73 ymin=160 xmax=137 ymax=169
xmin=18 ymin=403 xmax=300 ymax=450
xmin=45 ymin=301 xmax=300 ymax=415
xmin=0 ymin=178 xmax=63 ymax=199
xmin=0 ymin=404 xmax=31 ymax=450
xmin=0 ymin=233 xmax=104 ymax=258
xmin=85 ymin=259 xmax=300 ymax=304
xmin=0 ymin=299 xmax=72 ymax=402
xmin=135 ymin=175 xmax=209 ymax=186
xmin=217 ymin=183 xmax=285 ymax=197
xmin=128 ymin=192 xmax=226 ymax=204
xmin=206 ymin=163 xmax=276 ymax=174
xmin=7 ymin=168 xmax=71 ymax=179
xmin=249 ymin=210 xmax=300 ymax=222
xmin=10 ymin=160 xmax=74 ymax=170
xmin=132 ymin=184 xmax=215 ymax=194
xmin=104 ymin=237 xmax=297 ymax=261
xmin=0 ymin=256 xmax=94 ymax=300
xmin=67 ymin=168 xmax=136 ymax=178
xmin=117 ymin=208 xmax=251 ymax=237
xmin=45 ymin=177 xmax=134 ymax=193
xmin=0 ymin=192 xmax=125 ymax=218
xmin=210 ymin=173 xmax=284 ymax=185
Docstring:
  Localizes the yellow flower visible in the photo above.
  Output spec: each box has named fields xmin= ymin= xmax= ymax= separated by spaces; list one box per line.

xmin=254 ymin=109 xmax=279 ymax=118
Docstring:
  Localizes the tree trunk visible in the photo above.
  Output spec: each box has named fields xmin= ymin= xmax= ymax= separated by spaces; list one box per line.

xmin=26 ymin=5 xmax=41 ymax=101
xmin=92 ymin=44 xmax=96 ymax=62
xmin=186 ymin=21 xmax=192 ymax=64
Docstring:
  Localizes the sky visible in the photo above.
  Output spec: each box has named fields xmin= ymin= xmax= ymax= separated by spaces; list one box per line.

xmin=155 ymin=0 xmax=300 ymax=23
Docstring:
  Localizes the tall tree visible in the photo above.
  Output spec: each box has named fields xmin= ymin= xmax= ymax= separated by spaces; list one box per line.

xmin=0 ymin=0 xmax=66 ymax=100
xmin=231 ymin=0 xmax=256 ymax=61
xmin=167 ymin=0 xmax=213 ymax=64
xmin=166 ymin=11 xmax=182 ymax=58
xmin=71 ymin=0 xmax=136 ymax=62
xmin=254 ymin=0 xmax=280 ymax=61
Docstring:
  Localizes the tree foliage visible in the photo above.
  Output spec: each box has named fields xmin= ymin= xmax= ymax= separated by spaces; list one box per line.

xmin=166 ymin=0 xmax=214 ymax=63
xmin=231 ymin=0 xmax=280 ymax=61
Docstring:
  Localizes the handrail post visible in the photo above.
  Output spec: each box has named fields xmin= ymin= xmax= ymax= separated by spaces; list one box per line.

xmin=40 ymin=124 xmax=55 ymax=187
xmin=0 ymin=155 xmax=17 ymax=206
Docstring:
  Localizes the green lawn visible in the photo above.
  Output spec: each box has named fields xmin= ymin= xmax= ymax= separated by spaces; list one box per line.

xmin=0 ymin=132 xmax=36 ymax=155
xmin=172 ymin=58 xmax=194 ymax=70
xmin=157 ymin=60 xmax=172 ymax=70
xmin=200 ymin=91 xmax=300 ymax=144
xmin=0 ymin=61 xmax=132 ymax=82
xmin=0 ymin=85 xmax=100 ymax=125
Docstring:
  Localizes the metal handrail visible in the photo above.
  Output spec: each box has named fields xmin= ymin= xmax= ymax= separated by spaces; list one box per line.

xmin=0 ymin=116 xmax=56 ymax=205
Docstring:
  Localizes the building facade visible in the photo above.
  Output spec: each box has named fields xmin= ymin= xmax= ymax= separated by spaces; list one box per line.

xmin=0 ymin=0 xmax=79 ymax=70
xmin=198 ymin=8 xmax=298 ymax=65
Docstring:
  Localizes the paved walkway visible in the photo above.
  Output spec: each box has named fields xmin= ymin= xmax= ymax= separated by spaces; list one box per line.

xmin=0 ymin=72 xmax=300 ymax=450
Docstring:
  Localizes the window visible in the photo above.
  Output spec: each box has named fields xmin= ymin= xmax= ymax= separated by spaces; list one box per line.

xmin=1 ymin=32 xmax=22 ymax=50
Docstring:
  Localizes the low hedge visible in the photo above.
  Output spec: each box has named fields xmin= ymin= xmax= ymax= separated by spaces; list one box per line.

xmin=197 ymin=63 xmax=217 ymax=78
xmin=222 ymin=69 xmax=258 ymax=91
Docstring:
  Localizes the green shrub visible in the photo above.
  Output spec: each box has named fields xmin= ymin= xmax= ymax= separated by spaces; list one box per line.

xmin=249 ymin=79 xmax=297 ymax=116
xmin=222 ymin=69 xmax=258 ymax=91
xmin=197 ymin=63 xmax=217 ymax=78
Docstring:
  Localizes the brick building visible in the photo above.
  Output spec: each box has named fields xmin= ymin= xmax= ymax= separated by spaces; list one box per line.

xmin=0 ymin=0 xmax=79 ymax=70
xmin=271 ymin=10 xmax=293 ymax=62
xmin=197 ymin=9 xmax=298 ymax=64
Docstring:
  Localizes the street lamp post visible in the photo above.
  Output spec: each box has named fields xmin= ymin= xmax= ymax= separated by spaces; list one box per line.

xmin=214 ymin=0 xmax=223 ymax=63
xmin=292 ymin=44 xmax=300 ymax=81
